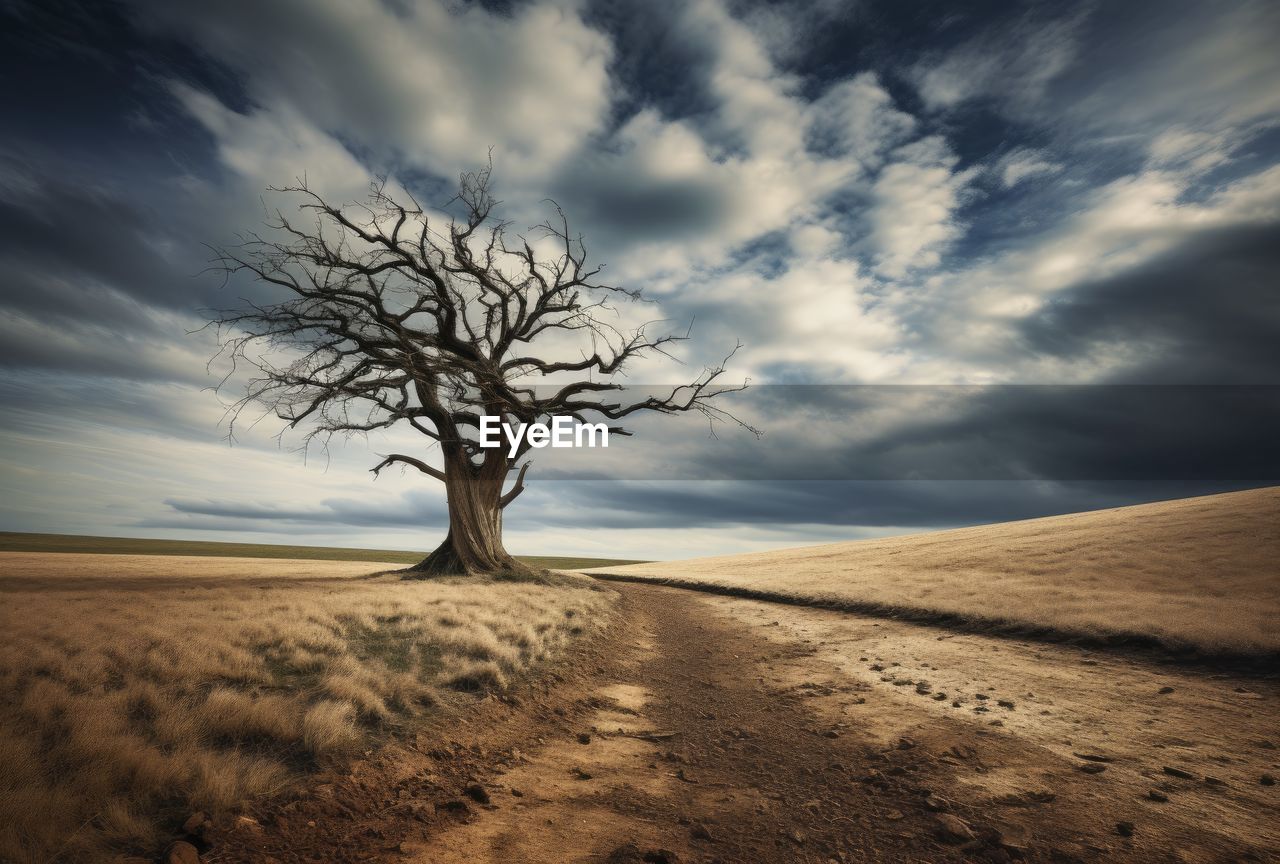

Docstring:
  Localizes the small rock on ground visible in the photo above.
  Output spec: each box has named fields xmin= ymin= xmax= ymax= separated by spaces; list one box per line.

xmin=606 ymin=843 xmax=682 ymax=864
xmin=163 ymin=840 xmax=201 ymax=864
xmin=935 ymin=814 xmax=975 ymax=843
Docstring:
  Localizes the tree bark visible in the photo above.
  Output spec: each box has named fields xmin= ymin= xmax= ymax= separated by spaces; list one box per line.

xmin=404 ymin=448 xmax=531 ymax=578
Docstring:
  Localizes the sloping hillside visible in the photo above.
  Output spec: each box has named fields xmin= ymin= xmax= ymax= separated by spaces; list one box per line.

xmin=588 ymin=487 xmax=1280 ymax=657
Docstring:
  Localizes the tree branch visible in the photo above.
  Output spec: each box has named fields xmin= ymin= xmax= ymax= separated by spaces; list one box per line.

xmin=499 ymin=461 xmax=531 ymax=508
xmin=370 ymin=453 xmax=446 ymax=483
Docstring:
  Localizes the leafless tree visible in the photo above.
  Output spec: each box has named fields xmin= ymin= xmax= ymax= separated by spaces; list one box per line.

xmin=208 ymin=163 xmax=753 ymax=577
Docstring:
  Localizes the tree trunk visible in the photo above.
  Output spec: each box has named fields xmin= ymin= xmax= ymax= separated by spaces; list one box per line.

xmin=405 ymin=448 xmax=530 ymax=578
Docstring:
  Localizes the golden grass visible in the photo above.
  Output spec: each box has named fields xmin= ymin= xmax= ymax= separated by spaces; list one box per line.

xmin=0 ymin=553 xmax=614 ymax=863
xmin=589 ymin=487 xmax=1280 ymax=657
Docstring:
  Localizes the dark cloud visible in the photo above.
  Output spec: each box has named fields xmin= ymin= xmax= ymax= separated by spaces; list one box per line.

xmin=163 ymin=490 xmax=448 ymax=529
xmin=0 ymin=313 xmax=188 ymax=382
xmin=0 ymin=145 xmax=253 ymax=384
xmin=511 ymin=479 xmax=1240 ymax=532
xmin=153 ymin=478 xmax=1224 ymax=537
xmin=583 ymin=0 xmax=722 ymax=124
xmin=1056 ymin=0 xmax=1280 ymax=138
xmin=551 ymin=159 xmax=734 ymax=247
xmin=504 ymin=384 xmax=1280 ymax=486
xmin=1019 ymin=224 xmax=1280 ymax=383
xmin=0 ymin=166 xmax=183 ymax=314
xmin=0 ymin=0 xmax=242 ymax=154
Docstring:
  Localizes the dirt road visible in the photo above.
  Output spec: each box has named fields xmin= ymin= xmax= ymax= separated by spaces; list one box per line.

xmin=213 ymin=582 xmax=1279 ymax=864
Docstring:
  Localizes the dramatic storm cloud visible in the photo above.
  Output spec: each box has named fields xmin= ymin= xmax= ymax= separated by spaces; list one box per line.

xmin=2 ymin=0 xmax=1278 ymax=558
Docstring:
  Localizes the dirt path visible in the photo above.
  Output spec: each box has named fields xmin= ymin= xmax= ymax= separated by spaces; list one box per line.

xmin=211 ymin=582 xmax=1279 ymax=864
xmin=401 ymin=582 xmax=957 ymax=864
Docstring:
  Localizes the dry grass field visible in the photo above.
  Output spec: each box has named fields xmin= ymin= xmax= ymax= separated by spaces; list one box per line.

xmin=0 ymin=552 xmax=614 ymax=864
xmin=589 ymin=486 xmax=1280 ymax=657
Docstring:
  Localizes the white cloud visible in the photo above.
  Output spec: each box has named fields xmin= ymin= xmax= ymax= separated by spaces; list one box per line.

xmin=1146 ymin=127 xmax=1237 ymax=175
xmin=869 ymin=136 xmax=976 ymax=278
xmin=749 ymin=257 xmax=908 ymax=380
xmin=912 ymin=12 xmax=1084 ymax=113
xmin=677 ymin=0 xmax=808 ymax=158
xmin=788 ymin=222 xmax=842 ymax=258
xmin=170 ymin=83 xmax=373 ymax=202
xmin=807 ymin=72 xmax=917 ymax=167
xmin=532 ymin=2 xmax=890 ymax=289
xmin=997 ymin=148 xmax=1063 ymax=188
xmin=136 ymin=0 xmax=613 ymax=181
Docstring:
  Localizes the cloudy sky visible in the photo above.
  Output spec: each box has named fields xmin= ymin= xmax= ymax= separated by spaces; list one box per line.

xmin=2 ymin=0 xmax=1278 ymax=559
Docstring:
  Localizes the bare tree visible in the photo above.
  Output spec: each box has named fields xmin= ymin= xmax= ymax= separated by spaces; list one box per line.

xmin=208 ymin=164 xmax=753 ymax=577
